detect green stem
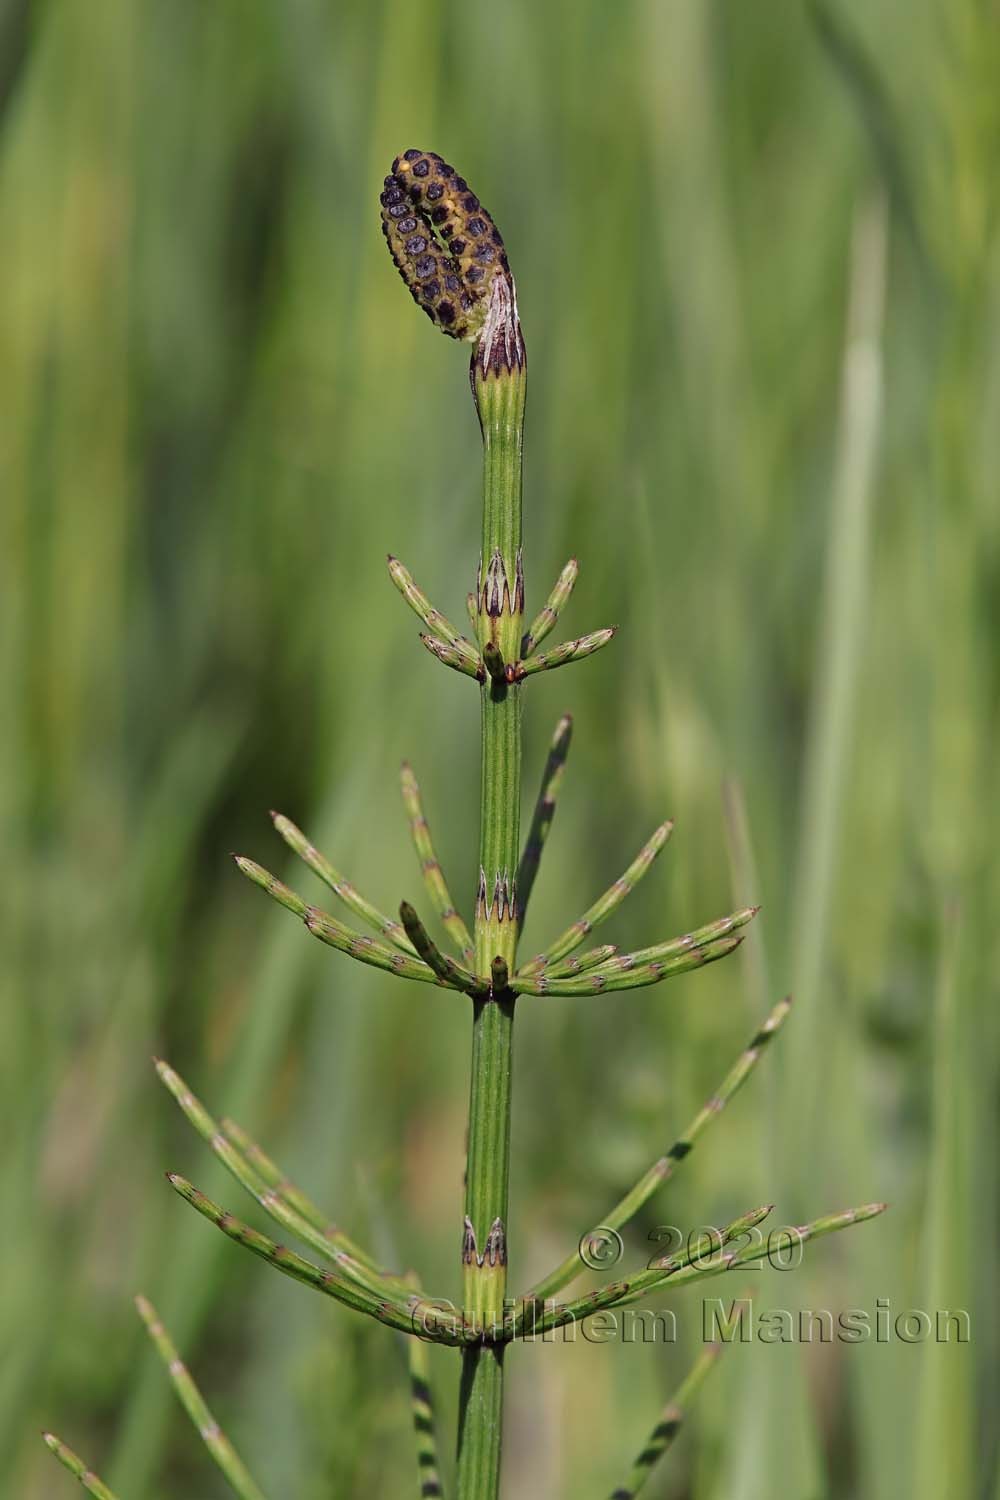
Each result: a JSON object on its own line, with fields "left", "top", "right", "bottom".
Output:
{"left": 456, "top": 342, "right": 526, "bottom": 1500}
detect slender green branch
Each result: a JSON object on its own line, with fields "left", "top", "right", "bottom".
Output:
{"left": 155, "top": 1059, "right": 410, "bottom": 1298}
{"left": 585, "top": 905, "right": 759, "bottom": 974}
{"left": 658, "top": 1200, "right": 887, "bottom": 1293}
{"left": 305, "top": 903, "right": 459, "bottom": 985}
{"left": 520, "top": 821, "right": 673, "bottom": 973}
{"left": 220, "top": 1115, "right": 382, "bottom": 1270}
{"left": 521, "top": 557, "right": 578, "bottom": 655}
{"left": 270, "top": 811, "right": 415, "bottom": 954}
{"left": 234, "top": 856, "right": 459, "bottom": 988}
{"left": 511, "top": 626, "right": 617, "bottom": 681}
{"left": 511, "top": 1201, "right": 885, "bottom": 1341}
{"left": 606, "top": 1343, "right": 724, "bottom": 1499}
{"left": 527, "top": 996, "right": 793, "bottom": 1301}
{"left": 512, "top": 1205, "right": 774, "bottom": 1339}
{"left": 135, "top": 1296, "right": 269, "bottom": 1500}
{"left": 400, "top": 902, "right": 490, "bottom": 996}
{"left": 387, "top": 554, "right": 481, "bottom": 668}
{"left": 515, "top": 712, "right": 573, "bottom": 928}
{"left": 510, "top": 934, "right": 743, "bottom": 996}
{"left": 407, "top": 1287, "right": 447, "bottom": 1500}
{"left": 542, "top": 943, "right": 618, "bottom": 977}
{"left": 421, "top": 633, "right": 486, "bottom": 681}
{"left": 401, "top": 761, "right": 476, "bottom": 966}
{"left": 42, "top": 1435, "right": 120, "bottom": 1500}
{"left": 166, "top": 1173, "right": 472, "bottom": 1345}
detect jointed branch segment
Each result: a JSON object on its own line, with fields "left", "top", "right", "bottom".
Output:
{"left": 606, "top": 1343, "right": 725, "bottom": 1499}
{"left": 521, "top": 557, "right": 579, "bottom": 655}
{"left": 543, "top": 943, "right": 618, "bottom": 978}
{"left": 511, "top": 933, "right": 745, "bottom": 996}
{"left": 510, "top": 1205, "right": 774, "bottom": 1340}
{"left": 528, "top": 995, "right": 793, "bottom": 1302}
{"left": 388, "top": 554, "right": 482, "bottom": 670}
{"left": 401, "top": 761, "right": 476, "bottom": 966}
{"left": 520, "top": 820, "right": 674, "bottom": 974}
{"left": 400, "top": 901, "right": 490, "bottom": 996}
{"left": 511, "top": 1200, "right": 886, "bottom": 1340}
{"left": 235, "top": 856, "right": 462, "bottom": 990}
{"left": 515, "top": 712, "right": 573, "bottom": 927}
{"left": 135, "top": 1296, "right": 269, "bottom": 1500}
{"left": 270, "top": 811, "right": 415, "bottom": 955}
{"left": 659, "top": 1200, "right": 888, "bottom": 1292}
{"left": 385, "top": 553, "right": 614, "bottom": 688}
{"left": 167, "top": 1173, "right": 475, "bottom": 1346}
{"left": 407, "top": 1277, "right": 447, "bottom": 1500}
{"left": 511, "top": 811, "right": 759, "bottom": 996}
{"left": 510, "top": 626, "right": 617, "bottom": 681}
{"left": 587, "top": 906, "right": 758, "bottom": 973}
{"left": 422, "top": 632, "right": 486, "bottom": 681}
{"left": 156, "top": 1059, "right": 411, "bottom": 1299}
{"left": 220, "top": 1114, "right": 383, "bottom": 1271}
{"left": 42, "top": 1435, "right": 119, "bottom": 1500}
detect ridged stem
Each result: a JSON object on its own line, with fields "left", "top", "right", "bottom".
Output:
{"left": 457, "top": 352, "right": 525, "bottom": 1500}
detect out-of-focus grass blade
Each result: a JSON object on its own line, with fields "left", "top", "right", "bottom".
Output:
{"left": 721, "top": 780, "right": 771, "bottom": 1023}
{"left": 808, "top": 0, "right": 928, "bottom": 273}
{"left": 785, "top": 187, "right": 888, "bottom": 1206}
{"left": 913, "top": 912, "right": 975, "bottom": 1500}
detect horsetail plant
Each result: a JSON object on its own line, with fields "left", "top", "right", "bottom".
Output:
{"left": 45, "top": 150, "right": 885, "bottom": 1500}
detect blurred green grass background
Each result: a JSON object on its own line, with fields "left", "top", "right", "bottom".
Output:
{"left": 2, "top": 0, "right": 997, "bottom": 1495}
